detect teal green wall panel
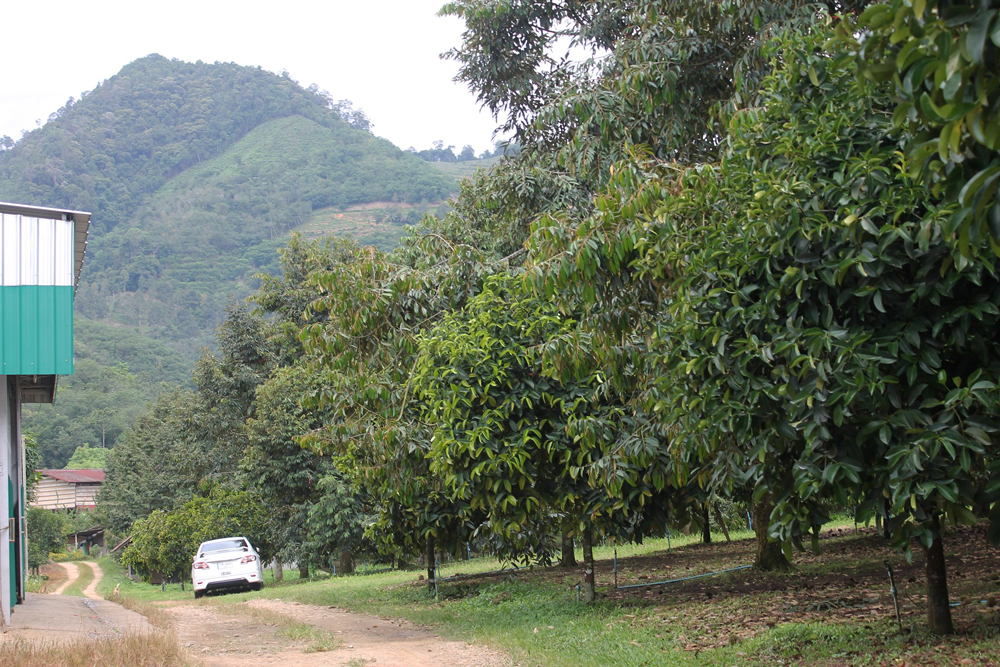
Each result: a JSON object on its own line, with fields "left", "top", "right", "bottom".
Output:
{"left": 0, "top": 286, "right": 74, "bottom": 375}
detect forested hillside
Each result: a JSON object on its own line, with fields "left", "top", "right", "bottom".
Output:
{"left": 76, "top": 113, "right": 453, "bottom": 351}
{"left": 0, "top": 54, "right": 390, "bottom": 233}
{"left": 2, "top": 54, "right": 458, "bottom": 465}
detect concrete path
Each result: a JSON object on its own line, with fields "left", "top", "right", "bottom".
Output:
{"left": 0, "top": 593, "right": 151, "bottom": 642}
{"left": 51, "top": 562, "right": 80, "bottom": 595}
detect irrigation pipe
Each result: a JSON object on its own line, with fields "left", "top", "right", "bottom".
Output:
{"left": 615, "top": 565, "right": 752, "bottom": 590}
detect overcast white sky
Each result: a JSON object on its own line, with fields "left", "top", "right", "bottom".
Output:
{"left": 0, "top": 0, "right": 502, "bottom": 154}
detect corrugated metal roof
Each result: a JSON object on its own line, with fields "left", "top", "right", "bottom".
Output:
{"left": 40, "top": 469, "right": 105, "bottom": 484}
{"left": 0, "top": 202, "right": 90, "bottom": 291}
{"left": 110, "top": 536, "right": 131, "bottom": 553}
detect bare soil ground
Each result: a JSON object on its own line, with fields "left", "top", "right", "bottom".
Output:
{"left": 82, "top": 561, "right": 103, "bottom": 600}
{"left": 157, "top": 598, "right": 508, "bottom": 667}
{"left": 33, "top": 563, "right": 67, "bottom": 594}
{"left": 602, "top": 525, "right": 999, "bottom": 656}
{"left": 50, "top": 562, "right": 79, "bottom": 595}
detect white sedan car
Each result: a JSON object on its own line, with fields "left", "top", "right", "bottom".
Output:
{"left": 191, "top": 537, "right": 264, "bottom": 599}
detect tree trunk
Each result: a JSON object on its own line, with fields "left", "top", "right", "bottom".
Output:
{"left": 713, "top": 503, "right": 732, "bottom": 542}
{"left": 582, "top": 527, "right": 595, "bottom": 604}
{"left": 339, "top": 549, "right": 355, "bottom": 574}
{"left": 560, "top": 530, "right": 577, "bottom": 568}
{"left": 924, "top": 515, "right": 954, "bottom": 635}
{"left": 273, "top": 559, "right": 283, "bottom": 582}
{"left": 874, "top": 511, "right": 882, "bottom": 535}
{"left": 298, "top": 561, "right": 309, "bottom": 580}
{"left": 753, "top": 496, "right": 790, "bottom": 572}
{"left": 702, "top": 503, "right": 712, "bottom": 544}
{"left": 426, "top": 535, "right": 436, "bottom": 593}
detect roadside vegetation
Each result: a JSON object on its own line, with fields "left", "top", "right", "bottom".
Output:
{"left": 0, "top": 632, "right": 194, "bottom": 667}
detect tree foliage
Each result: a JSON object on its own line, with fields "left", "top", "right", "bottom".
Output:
{"left": 846, "top": 0, "right": 1000, "bottom": 259}
{"left": 121, "top": 487, "right": 271, "bottom": 581}
{"left": 99, "top": 389, "right": 203, "bottom": 534}
{"left": 26, "top": 508, "right": 66, "bottom": 570}
{"left": 64, "top": 444, "right": 110, "bottom": 469}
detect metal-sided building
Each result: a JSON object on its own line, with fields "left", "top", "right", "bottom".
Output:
{"left": 31, "top": 469, "right": 106, "bottom": 510}
{"left": 0, "top": 201, "right": 89, "bottom": 628}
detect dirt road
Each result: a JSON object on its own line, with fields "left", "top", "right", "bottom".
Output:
{"left": 51, "top": 562, "right": 80, "bottom": 595}
{"left": 81, "top": 560, "right": 104, "bottom": 599}
{"left": 49, "top": 561, "right": 508, "bottom": 665}
{"left": 51, "top": 560, "right": 102, "bottom": 599}
{"left": 162, "top": 597, "right": 509, "bottom": 667}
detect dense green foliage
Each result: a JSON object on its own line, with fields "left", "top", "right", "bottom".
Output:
{"left": 101, "top": 237, "right": 376, "bottom": 575}
{"left": 846, "top": 0, "right": 1000, "bottom": 259}
{"left": 24, "top": 360, "right": 162, "bottom": 468}
{"left": 121, "top": 487, "right": 271, "bottom": 581}
{"left": 0, "top": 54, "right": 396, "bottom": 234}
{"left": 64, "top": 444, "right": 110, "bottom": 469}
{"left": 26, "top": 507, "right": 66, "bottom": 570}
{"left": 99, "top": 389, "right": 203, "bottom": 534}
{"left": 76, "top": 114, "right": 454, "bottom": 351}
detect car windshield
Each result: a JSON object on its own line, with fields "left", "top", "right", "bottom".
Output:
{"left": 201, "top": 539, "right": 247, "bottom": 553}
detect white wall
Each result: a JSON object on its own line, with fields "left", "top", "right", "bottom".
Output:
{"left": 0, "top": 213, "right": 74, "bottom": 287}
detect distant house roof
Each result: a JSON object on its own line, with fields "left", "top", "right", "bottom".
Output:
{"left": 41, "top": 469, "right": 106, "bottom": 484}
{"left": 110, "top": 536, "right": 131, "bottom": 553}
{"left": 67, "top": 525, "right": 105, "bottom": 540}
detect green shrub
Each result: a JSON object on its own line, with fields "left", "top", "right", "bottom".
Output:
{"left": 51, "top": 549, "right": 87, "bottom": 563}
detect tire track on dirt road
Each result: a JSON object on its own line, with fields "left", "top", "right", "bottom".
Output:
{"left": 51, "top": 562, "right": 79, "bottom": 595}
{"left": 81, "top": 561, "right": 104, "bottom": 600}
{"left": 51, "top": 561, "right": 103, "bottom": 599}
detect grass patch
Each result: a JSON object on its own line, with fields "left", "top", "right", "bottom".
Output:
{"left": 343, "top": 659, "right": 377, "bottom": 667}
{"left": 0, "top": 631, "right": 193, "bottom": 667}
{"left": 91, "top": 524, "right": 999, "bottom": 666}
{"left": 60, "top": 561, "right": 95, "bottom": 598}
{"left": 25, "top": 573, "right": 47, "bottom": 594}
{"left": 430, "top": 156, "right": 501, "bottom": 182}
